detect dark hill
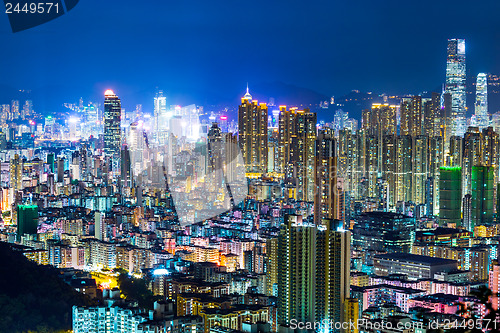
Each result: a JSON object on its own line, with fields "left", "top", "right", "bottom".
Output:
{"left": 0, "top": 242, "right": 96, "bottom": 333}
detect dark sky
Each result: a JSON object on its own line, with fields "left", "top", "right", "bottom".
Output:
{"left": 1, "top": 0, "right": 500, "bottom": 110}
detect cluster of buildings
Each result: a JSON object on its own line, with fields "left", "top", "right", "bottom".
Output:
{"left": 1, "top": 38, "right": 500, "bottom": 333}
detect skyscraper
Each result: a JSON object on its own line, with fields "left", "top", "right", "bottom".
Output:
{"left": 289, "top": 109, "right": 317, "bottom": 202}
{"left": 277, "top": 214, "right": 316, "bottom": 327}
{"left": 475, "top": 73, "right": 489, "bottom": 130}
{"left": 103, "top": 90, "right": 122, "bottom": 157}
{"left": 207, "top": 122, "right": 224, "bottom": 187}
{"left": 154, "top": 90, "right": 168, "bottom": 143}
{"left": 412, "top": 135, "right": 428, "bottom": 204}
{"left": 238, "top": 87, "right": 268, "bottom": 174}
{"left": 314, "top": 130, "right": 339, "bottom": 225}
{"left": 439, "top": 166, "right": 462, "bottom": 226}
{"left": 315, "top": 219, "right": 351, "bottom": 330}
{"left": 10, "top": 154, "right": 22, "bottom": 194}
{"left": 445, "top": 39, "right": 466, "bottom": 137}
{"left": 471, "top": 165, "right": 494, "bottom": 229}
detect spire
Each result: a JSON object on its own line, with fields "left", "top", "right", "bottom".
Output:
{"left": 243, "top": 83, "right": 252, "bottom": 101}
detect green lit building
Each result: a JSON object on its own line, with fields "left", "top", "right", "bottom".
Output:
{"left": 17, "top": 204, "right": 38, "bottom": 242}
{"left": 439, "top": 166, "right": 462, "bottom": 226}
{"left": 471, "top": 165, "right": 494, "bottom": 228}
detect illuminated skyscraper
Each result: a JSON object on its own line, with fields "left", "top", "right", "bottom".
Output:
{"left": 362, "top": 103, "right": 396, "bottom": 136}
{"left": 429, "top": 136, "right": 444, "bottom": 215}
{"left": 278, "top": 106, "right": 317, "bottom": 200}
{"left": 265, "top": 237, "right": 278, "bottom": 296}
{"left": 423, "top": 93, "right": 441, "bottom": 137}
{"left": 462, "top": 127, "right": 482, "bottom": 195}
{"left": 314, "top": 130, "right": 339, "bottom": 225}
{"left": 103, "top": 90, "right": 122, "bottom": 157}
{"left": 381, "top": 134, "right": 396, "bottom": 209}
{"left": 315, "top": 219, "right": 351, "bottom": 331}
{"left": 439, "top": 166, "right": 462, "bottom": 226}
{"left": 277, "top": 214, "right": 316, "bottom": 326}
{"left": 338, "top": 129, "right": 362, "bottom": 200}
{"left": 395, "top": 135, "right": 412, "bottom": 203}
{"left": 365, "top": 134, "right": 379, "bottom": 198}
{"left": 10, "top": 154, "right": 22, "bottom": 194}
{"left": 445, "top": 39, "right": 466, "bottom": 137}
{"left": 11, "top": 100, "right": 19, "bottom": 120}
{"left": 471, "top": 165, "right": 494, "bottom": 229}
{"left": 475, "top": 73, "right": 489, "bottom": 130}
{"left": 154, "top": 90, "right": 168, "bottom": 143}
{"left": 238, "top": 87, "right": 268, "bottom": 174}
{"left": 412, "top": 135, "right": 428, "bottom": 204}
{"left": 481, "top": 127, "right": 499, "bottom": 183}
{"left": 400, "top": 96, "right": 424, "bottom": 137}
{"left": 290, "top": 109, "right": 317, "bottom": 201}
{"left": 277, "top": 105, "right": 293, "bottom": 174}
{"left": 207, "top": 123, "right": 224, "bottom": 187}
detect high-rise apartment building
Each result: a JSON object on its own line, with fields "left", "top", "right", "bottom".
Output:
{"left": 277, "top": 214, "right": 316, "bottom": 326}
{"left": 238, "top": 87, "right": 268, "bottom": 174}
{"left": 316, "top": 219, "right": 351, "bottom": 331}
{"left": 314, "top": 130, "right": 339, "bottom": 225}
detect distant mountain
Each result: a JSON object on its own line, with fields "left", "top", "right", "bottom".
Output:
{"left": 248, "top": 81, "right": 329, "bottom": 107}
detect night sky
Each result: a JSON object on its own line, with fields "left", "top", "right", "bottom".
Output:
{"left": 1, "top": 0, "right": 500, "bottom": 111}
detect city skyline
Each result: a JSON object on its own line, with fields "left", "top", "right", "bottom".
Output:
{"left": 4, "top": 2, "right": 500, "bottom": 332}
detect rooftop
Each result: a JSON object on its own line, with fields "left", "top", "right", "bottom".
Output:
{"left": 374, "top": 253, "right": 457, "bottom": 265}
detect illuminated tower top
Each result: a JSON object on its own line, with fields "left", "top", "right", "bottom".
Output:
{"left": 243, "top": 84, "right": 252, "bottom": 101}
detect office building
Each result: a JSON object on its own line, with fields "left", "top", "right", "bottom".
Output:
{"left": 352, "top": 212, "right": 415, "bottom": 253}
{"left": 103, "top": 90, "right": 122, "bottom": 157}
{"left": 373, "top": 253, "right": 458, "bottom": 279}
{"left": 445, "top": 39, "right": 466, "bottom": 137}
{"left": 475, "top": 73, "right": 489, "bottom": 130}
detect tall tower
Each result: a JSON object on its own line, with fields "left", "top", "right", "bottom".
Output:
{"left": 475, "top": 73, "right": 489, "bottom": 130}
{"left": 154, "top": 90, "right": 167, "bottom": 143}
{"left": 103, "top": 90, "right": 122, "bottom": 157}
{"left": 315, "top": 219, "right": 351, "bottom": 331}
{"left": 207, "top": 123, "right": 224, "bottom": 187}
{"left": 289, "top": 109, "right": 317, "bottom": 202}
{"left": 445, "top": 39, "right": 466, "bottom": 137}
{"left": 238, "top": 87, "right": 268, "bottom": 174}
{"left": 10, "top": 154, "right": 22, "bottom": 193}
{"left": 314, "top": 130, "right": 339, "bottom": 225}
{"left": 277, "top": 214, "right": 316, "bottom": 327}
{"left": 412, "top": 135, "right": 428, "bottom": 204}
